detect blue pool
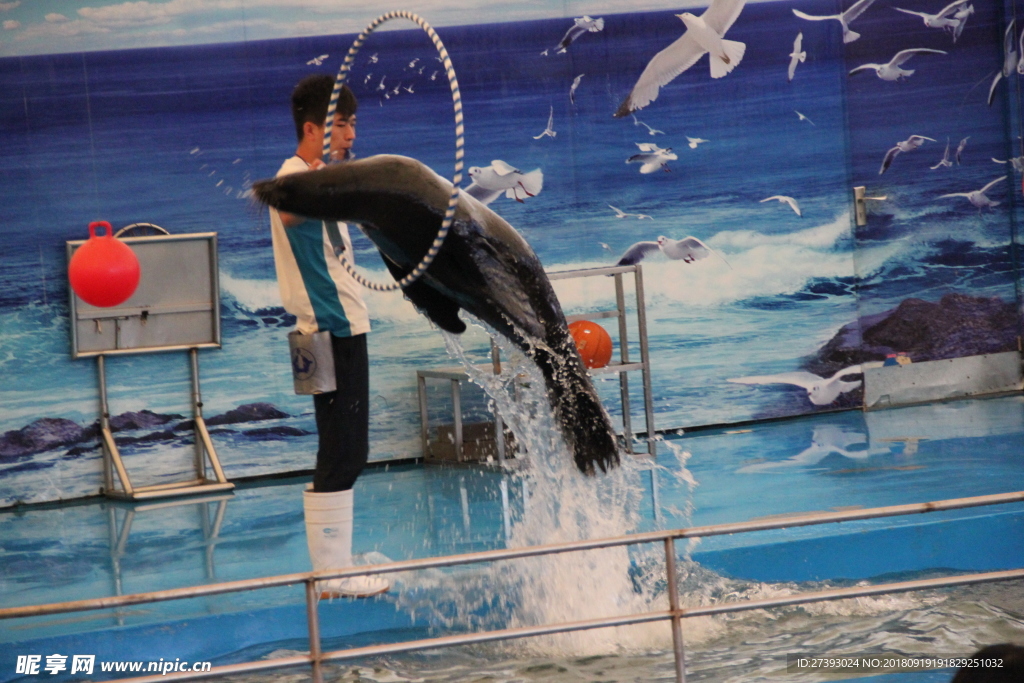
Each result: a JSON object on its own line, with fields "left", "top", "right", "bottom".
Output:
{"left": 1, "top": 393, "right": 1022, "bottom": 682}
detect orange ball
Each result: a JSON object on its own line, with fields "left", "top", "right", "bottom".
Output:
{"left": 568, "top": 320, "right": 613, "bottom": 369}
{"left": 68, "top": 221, "right": 140, "bottom": 308}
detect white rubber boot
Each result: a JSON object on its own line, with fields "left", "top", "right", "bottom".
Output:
{"left": 303, "top": 487, "right": 389, "bottom": 599}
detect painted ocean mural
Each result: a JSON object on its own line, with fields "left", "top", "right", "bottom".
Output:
{"left": 0, "top": 0, "right": 1020, "bottom": 505}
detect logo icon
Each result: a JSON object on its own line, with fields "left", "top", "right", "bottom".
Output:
{"left": 292, "top": 348, "right": 317, "bottom": 380}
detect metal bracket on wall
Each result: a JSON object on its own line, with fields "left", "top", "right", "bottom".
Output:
{"left": 854, "top": 186, "right": 887, "bottom": 227}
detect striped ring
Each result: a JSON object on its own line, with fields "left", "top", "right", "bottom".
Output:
{"left": 323, "top": 11, "right": 464, "bottom": 293}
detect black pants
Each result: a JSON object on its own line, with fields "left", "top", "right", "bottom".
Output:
{"left": 311, "top": 333, "right": 368, "bottom": 492}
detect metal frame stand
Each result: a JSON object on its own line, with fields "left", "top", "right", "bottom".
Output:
{"left": 98, "top": 348, "right": 234, "bottom": 500}
{"left": 417, "top": 263, "right": 656, "bottom": 462}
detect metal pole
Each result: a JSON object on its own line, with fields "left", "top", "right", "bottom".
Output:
{"left": 305, "top": 580, "right": 323, "bottom": 683}
{"left": 615, "top": 273, "right": 634, "bottom": 454}
{"left": 634, "top": 265, "right": 656, "bottom": 456}
{"left": 97, "top": 355, "right": 113, "bottom": 492}
{"left": 417, "top": 373, "right": 429, "bottom": 458}
{"left": 189, "top": 349, "right": 205, "bottom": 480}
{"left": 664, "top": 537, "right": 686, "bottom": 683}
{"left": 451, "top": 378, "right": 463, "bottom": 461}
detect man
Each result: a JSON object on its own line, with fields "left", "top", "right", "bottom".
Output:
{"left": 269, "top": 74, "right": 388, "bottom": 598}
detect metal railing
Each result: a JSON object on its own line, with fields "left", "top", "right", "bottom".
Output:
{"left": 3, "top": 490, "right": 1023, "bottom": 683}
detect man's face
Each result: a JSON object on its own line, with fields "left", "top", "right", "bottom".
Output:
{"left": 328, "top": 112, "right": 357, "bottom": 161}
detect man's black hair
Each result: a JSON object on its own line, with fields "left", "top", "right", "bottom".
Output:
{"left": 291, "top": 75, "right": 358, "bottom": 142}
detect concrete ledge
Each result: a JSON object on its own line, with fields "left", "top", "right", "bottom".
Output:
{"left": 864, "top": 352, "right": 1022, "bottom": 409}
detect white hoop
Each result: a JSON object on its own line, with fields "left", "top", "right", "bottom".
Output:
{"left": 323, "top": 11, "right": 464, "bottom": 292}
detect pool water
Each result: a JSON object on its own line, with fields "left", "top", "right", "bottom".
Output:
{"left": 1, "top": 384, "right": 1022, "bottom": 682}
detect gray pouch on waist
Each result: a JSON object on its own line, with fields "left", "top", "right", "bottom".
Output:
{"left": 288, "top": 330, "right": 336, "bottom": 395}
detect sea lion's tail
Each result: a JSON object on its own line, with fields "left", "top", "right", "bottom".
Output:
{"left": 536, "top": 334, "right": 621, "bottom": 475}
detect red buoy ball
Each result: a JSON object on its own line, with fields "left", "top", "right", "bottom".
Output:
{"left": 68, "top": 221, "right": 141, "bottom": 308}
{"left": 568, "top": 320, "right": 613, "bottom": 369}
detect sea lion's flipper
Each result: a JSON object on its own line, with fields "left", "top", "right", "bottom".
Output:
{"left": 382, "top": 256, "right": 467, "bottom": 334}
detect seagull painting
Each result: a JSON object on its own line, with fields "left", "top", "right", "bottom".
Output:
{"left": 627, "top": 143, "right": 678, "bottom": 173}
{"left": 793, "top": 0, "right": 877, "bottom": 44}
{"left": 686, "top": 136, "right": 709, "bottom": 149}
{"left": 631, "top": 115, "right": 665, "bottom": 135}
{"left": 533, "top": 107, "right": 557, "bottom": 139}
{"left": 893, "top": 1, "right": 971, "bottom": 35}
{"left": 404, "top": 84, "right": 415, "bottom": 94}
{"left": 938, "top": 176, "right": 1006, "bottom": 211}
{"left": 788, "top": 32, "right": 806, "bottom": 82}
{"left": 550, "top": 16, "right": 605, "bottom": 55}
{"left": 609, "top": 204, "right": 654, "bottom": 220}
{"left": 879, "top": 135, "right": 935, "bottom": 175}
{"left": 570, "top": 74, "right": 584, "bottom": 104}
{"left": 848, "top": 48, "right": 946, "bottom": 81}
{"left": 307, "top": 54, "right": 329, "bottom": 66}
{"left": 464, "top": 161, "right": 544, "bottom": 205}
{"left": 992, "top": 156, "right": 1024, "bottom": 173}
{"left": 614, "top": 0, "right": 748, "bottom": 117}
{"left": 760, "top": 195, "right": 802, "bottom": 216}
{"left": 376, "top": 76, "right": 386, "bottom": 92}
{"left": 728, "top": 366, "right": 864, "bottom": 406}
{"left": 795, "top": 110, "right": 815, "bottom": 125}
{"left": 988, "top": 21, "right": 1019, "bottom": 106}
{"left": 615, "top": 235, "right": 724, "bottom": 267}
{"left": 368, "top": 53, "right": 379, "bottom": 64}
{"left": 953, "top": 4, "right": 974, "bottom": 42}
{"left": 955, "top": 136, "right": 969, "bottom": 164}
{"left": 931, "top": 139, "right": 953, "bottom": 169}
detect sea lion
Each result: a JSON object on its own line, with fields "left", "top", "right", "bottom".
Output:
{"left": 252, "top": 154, "right": 620, "bottom": 475}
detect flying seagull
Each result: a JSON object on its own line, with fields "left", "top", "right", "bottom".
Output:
{"left": 728, "top": 366, "right": 864, "bottom": 406}
{"left": 631, "top": 114, "right": 665, "bottom": 135}
{"left": 549, "top": 16, "right": 604, "bottom": 55}
{"left": 608, "top": 204, "right": 654, "bottom": 220}
{"left": 931, "top": 139, "right": 953, "bottom": 169}
{"left": 955, "top": 136, "right": 969, "bottom": 164}
{"left": 793, "top": 0, "right": 878, "bottom": 43}
{"left": 795, "top": 110, "right": 815, "bottom": 125}
{"left": 533, "top": 106, "right": 556, "bottom": 139}
{"left": 306, "top": 54, "right": 329, "bottom": 66}
{"left": 849, "top": 48, "right": 946, "bottom": 81}
{"left": 788, "top": 32, "right": 806, "bottom": 82}
{"left": 760, "top": 195, "right": 802, "bottom": 216}
{"left": 988, "top": 21, "right": 1019, "bottom": 106}
{"left": 686, "top": 136, "right": 709, "bottom": 149}
{"left": 464, "top": 160, "right": 544, "bottom": 205}
{"left": 615, "top": 235, "right": 728, "bottom": 267}
{"left": 954, "top": 4, "right": 974, "bottom": 42}
{"left": 627, "top": 143, "right": 678, "bottom": 173}
{"left": 992, "top": 155, "right": 1024, "bottom": 172}
{"left": 938, "top": 176, "right": 1006, "bottom": 211}
{"left": 615, "top": 0, "right": 748, "bottom": 117}
{"left": 892, "top": 1, "right": 971, "bottom": 34}
{"left": 570, "top": 74, "right": 584, "bottom": 104}
{"left": 880, "top": 135, "right": 935, "bottom": 174}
